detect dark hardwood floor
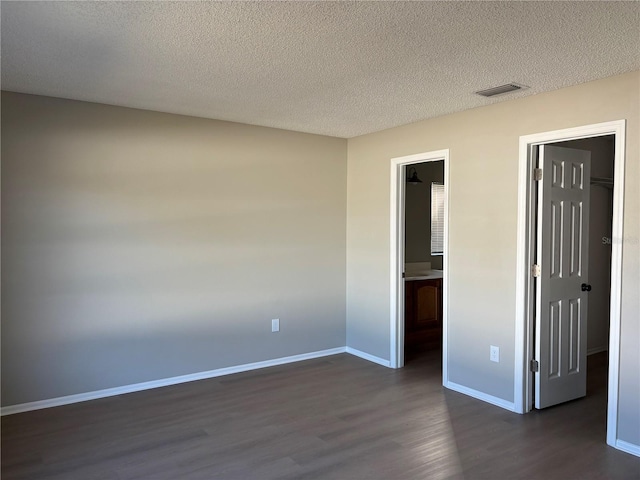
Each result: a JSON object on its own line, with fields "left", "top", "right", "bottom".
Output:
{"left": 2, "top": 351, "right": 639, "bottom": 479}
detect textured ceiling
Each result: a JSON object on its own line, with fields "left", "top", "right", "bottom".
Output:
{"left": 2, "top": 1, "right": 639, "bottom": 138}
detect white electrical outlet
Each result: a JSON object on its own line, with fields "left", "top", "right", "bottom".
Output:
{"left": 271, "top": 319, "right": 280, "bottom": 332}
{"left": 490, "top": 345, "right": 500, "bottom": 363}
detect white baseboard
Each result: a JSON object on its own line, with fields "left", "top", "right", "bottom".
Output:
{"left": 588, "top": 346, "right": 608, "bottom": 356}
{"left": 615, "top": 440, "right": 640, "bottom": 457}
{"left": 1, "top": 347, "right": 347, "bottom": 416}
{"left": 445, "top": 381, "right": 516, "bottom": 412}
{"left": 346, "top": 347, "right": 391, "bottom": 367}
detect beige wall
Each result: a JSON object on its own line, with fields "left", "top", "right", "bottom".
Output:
{"left": 1, "top": 92, "right": 347, "bottom": 406}
{"left": 346, "top": 71, "right": 639, "bottom": 445}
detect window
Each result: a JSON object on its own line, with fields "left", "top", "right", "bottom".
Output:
{"left": 431, "top": 182, "right": 444, "bottom": 255}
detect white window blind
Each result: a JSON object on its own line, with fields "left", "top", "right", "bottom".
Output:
{"left": 431, "top": 182, "right": 444, "bottom": 255}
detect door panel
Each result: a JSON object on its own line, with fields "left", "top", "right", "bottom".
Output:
{"left": 535, "top": 145, "right": 591, "bottom": 409}
{"left": 416, "top": 283, "right": 439, "bottom": 326}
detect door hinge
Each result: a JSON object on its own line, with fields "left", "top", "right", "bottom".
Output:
{"left": 533, "top": 168, "right": 543, "bottom": 181}
{"left": 530, "top": 359, "right": 539, "bottom": 372}
{"left": 531, "top": 264, "right": 541, "bottom": 277}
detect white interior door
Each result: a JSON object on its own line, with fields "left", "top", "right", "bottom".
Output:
{"left": 535, "top": 145, "right": 591, "bottom": 409}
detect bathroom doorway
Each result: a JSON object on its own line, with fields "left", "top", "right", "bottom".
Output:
{"left": 389, "top": 149, "right": 449, "bottom": 384}
{"left": 403, "top": 160, "right": 445, "bottom": 365}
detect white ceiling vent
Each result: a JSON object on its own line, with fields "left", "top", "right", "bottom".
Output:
{"left": 475, "top": 83, "right": 528, "bottom": 98}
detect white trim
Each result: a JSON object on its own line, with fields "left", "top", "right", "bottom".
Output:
{"left": 515, "top": 120, "right": 626, "bottom": 451}
{"left": 346, "top": 347, "right": 392, "bottom": 367}
{"left": 446, "top": 381, "right": 517, "bottom": 412}
{"left": 1, "top": 347, "right": 347, "bottom": 416}
{"left": 615, "top": 440, "right": 640, "bottom": 458}
{"left": 587, "top": 346, "right": 608, "bottom": 356}
{"left": 514, "top": 139, "right": 535, "bottom": 414}
{"left": 390, "top": 149, "right": 449, "bottom": 379}
{"left": 606, "top": 123, "right": 626, "bottom": 449}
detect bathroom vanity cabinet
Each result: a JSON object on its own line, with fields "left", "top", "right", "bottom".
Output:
{"left": 405, "top": 277, "right": 443, "bottom": 355}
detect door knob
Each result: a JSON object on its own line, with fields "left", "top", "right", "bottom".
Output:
{"left": 581, "top": 283, "right": 592, "bottom": 292}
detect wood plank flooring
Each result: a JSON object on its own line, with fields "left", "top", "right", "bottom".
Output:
{"left": 2, "top": 351, "right": 639, "bottom": 479}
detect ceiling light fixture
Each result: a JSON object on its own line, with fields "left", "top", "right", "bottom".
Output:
{"left": 407, "top": 167, "right": 422, "bottom": 184}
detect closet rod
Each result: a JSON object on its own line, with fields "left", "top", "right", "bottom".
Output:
{"left": 590, "top": 176, "right": 614, "bottom": 189}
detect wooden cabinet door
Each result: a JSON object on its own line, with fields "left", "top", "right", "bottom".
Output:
{"left": 415, "top": 281, "right": 440, "bottom": 327}
{"left": 404, "top": 278, "right": 442, "bottom": 356}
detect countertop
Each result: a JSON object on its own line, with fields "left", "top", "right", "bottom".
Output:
{"left": 405, "top": 269, "right": 443, "bottom": 281}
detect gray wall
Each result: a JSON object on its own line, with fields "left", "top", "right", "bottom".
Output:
{"left": 1, "top": 92, "right": 348, "bottom": 406}
{"left": 346, "top": 71, "right": 640, "bottom": 446}
{"left": 404, "top": 161, "right": 445, "bottom": 269}
{"left": 555, "top": 137, "right": 614, "bottom": 355}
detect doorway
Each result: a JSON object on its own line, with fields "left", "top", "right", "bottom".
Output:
{"left": 403, "top": 160, "right": 445, "bottom": 365}
{"left": 548, "top": 136, "right": 614, "bottom": 355}
{"left": 389, "top": 149, "right": 449, "bottom": 382}
{"left": 515, "top": 121, "right": 626, "bottom": 448}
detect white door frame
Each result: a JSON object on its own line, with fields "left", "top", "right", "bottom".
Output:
{"left": 514, "top": 120, "right": 626, "bottom": 448}
{"left": 390, "top": 149, "right": 449, "bottom": 378}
